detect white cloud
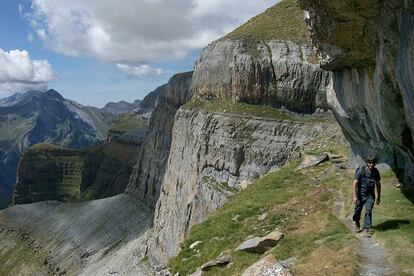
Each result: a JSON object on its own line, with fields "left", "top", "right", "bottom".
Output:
{"left": 0, "top": 48, "right": 54, "bottom": 94}
{"left": 117, "top": 63, "right": 163, "bottom": 78}
{"left": 24, "top": 0, "right": 277, "bottom": 64}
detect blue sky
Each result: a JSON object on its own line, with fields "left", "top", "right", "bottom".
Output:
{"left": 0, "top": 0, "right": 275, "bottom": 107}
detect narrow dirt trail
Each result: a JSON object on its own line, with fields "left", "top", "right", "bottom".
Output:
{"left": 330, "top": 189, "right": 396, "bottom": 276}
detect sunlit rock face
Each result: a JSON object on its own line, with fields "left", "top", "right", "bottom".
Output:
{"left": 191, "top": 38, "right": 330, "bottom": 114}
{"left": 299, "top": 0, "right": 414, "bottom": 185}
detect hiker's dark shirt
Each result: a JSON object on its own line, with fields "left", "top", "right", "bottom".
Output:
{"left": 355, "top": 166, "right": 380, "bottom": 197}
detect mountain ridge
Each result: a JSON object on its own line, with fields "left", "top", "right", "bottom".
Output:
{"left": 0, "top": 89, "right": 114, "bottom": 208}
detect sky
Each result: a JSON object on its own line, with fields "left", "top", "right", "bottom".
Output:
{"left": 0, "top": 0, "right": 275, "bottom": 107}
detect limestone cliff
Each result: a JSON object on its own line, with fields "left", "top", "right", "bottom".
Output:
{"left": 125, "top": 71, "right": 193, "bottom": 209}
{"left": 147, "top": 106, "right": 332, "bottom": 266}
{"left": 144, "top": 0, "right": 335, "bottom": 268}
{"left": 299, "top": 0, "right": 414, "bottom": 185}
{"left": 191, "top": 0, "right": 330, "bottom": 114}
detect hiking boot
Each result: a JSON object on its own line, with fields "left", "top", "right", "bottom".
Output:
{"left": 365, "top": 228, "right": 372, "bottom": 238}
{"left": 354, "top": 221, "right": 362, "bottom": 233}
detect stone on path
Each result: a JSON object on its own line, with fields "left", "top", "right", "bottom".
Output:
{"left": 236, "top": 230, "right": 284, "bottom": 254}
{"left": 241, "top": 254, "right": 292, "bottom": 276}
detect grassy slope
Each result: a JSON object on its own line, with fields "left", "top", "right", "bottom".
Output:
{"left": 108, "top": 113, "right": 148, "bottom": 135}
{"left": 224, "top": 0, "right": 310, "bottom": 44}
{"left": 373, "top": 171, "right": 414, "bottom": 275}
{"left": 168, "top": 114, "right": 414, "bottom": 276}
{"left": 168, "top": 107, "right": 358, "bottom": 275}
{"left": 169, "top": 158, "right": 358, "bottom": 275}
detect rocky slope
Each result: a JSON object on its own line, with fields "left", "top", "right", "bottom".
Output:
{"left": 0, "top": 89, "right": 113, "bottom": 208}
{"left": 298, "top": 0, "right": 414, "bottom": 185}
{"left": 101, "top": 100, "right": 141, "bottom": 115}
{"left": 0, "top": 194, "right": 152, "bottom": 276}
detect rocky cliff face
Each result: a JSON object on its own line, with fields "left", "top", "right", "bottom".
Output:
{"left": 143, "top": 0, "right": 335, "bottom": 268}
{"left": 192, "top": 39, "right": 330, "bottom": 114}
{"left": 125, "top": 72, "right": 193, "bottom": 209}
{"left": 0, "top": 89, "right": 113, "bottom": 208}
{"left": 147, "top": 107, "right": 331, "bottom": 266}
{"left": 299, "top": 0, "right": 414, "bottom": 185}
{"left": 191, "top": 0, "right": 330, "bottom": 114}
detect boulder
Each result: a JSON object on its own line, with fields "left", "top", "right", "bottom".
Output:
{"left": 242, "top": 254, "right": 292, "bottom": 276}
{"left": 236, "top": 230, "right": 284, "bottom": 254}
{"left": 200, "top": 253, "right": 232, "bottom": 271}
{"left": 297, "top": 154, "right": 329, "bottom": 169}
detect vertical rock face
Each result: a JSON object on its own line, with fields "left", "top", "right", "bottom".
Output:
{"left": 192, "top": 38, "right": 330, "bottom": 114}
{"left": 125, "top": 72, "right": 193, "bottom": 209}
{"left": 145, "top": 0, "right": 334, "bottom": 268}
{"left": 299, "top": 0, "right": 414, "bottom": 185}
{"left": 147, "top": 108, "right": 330, "bottom": 266}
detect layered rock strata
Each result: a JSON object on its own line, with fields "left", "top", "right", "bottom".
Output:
{"left": 192, "top": 39, "right": 330, "bottom": 114}
{"left": 13, "top": 129, "right": 142, "bottom": 205}
{"left": 299, "top": 0, "right": 414, "bottom": 185}
{"left": 125, "top": 71, "right": 193, "bottom": 209}
{"left": 0, "top": 89, "right": 112, "bottom": 208}
{"left": 147, "top": 108, "right": 330, "bottom": 266}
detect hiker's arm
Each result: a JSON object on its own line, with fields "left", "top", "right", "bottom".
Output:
{"left": 353, "top": 179, "right": 359, "bottom": 204}
{"left": 376, "top": 181, "right": 381, "bottom": 204}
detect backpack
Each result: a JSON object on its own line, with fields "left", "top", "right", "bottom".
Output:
{"left": 357, "top": 166, "right": 376, "bottom": 194}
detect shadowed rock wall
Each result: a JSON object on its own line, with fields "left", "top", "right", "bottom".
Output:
{"left": 299, "top": 0, "right": 414, "bottom": 185}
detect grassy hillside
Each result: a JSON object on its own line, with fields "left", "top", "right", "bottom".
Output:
{"left": 169, "top": 133, "right": 414, "bottom": 275}
{"left": 374, "top": 171, "right": 414, "bottom": 275}
{"left": 224, "top": 0, "right": 310, "bottom": 43}
{"left": 108, "top": 113, "right": 148, "bottom": 136}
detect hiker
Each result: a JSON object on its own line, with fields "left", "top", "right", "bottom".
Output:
{"left": 352, "top": 155, "right": 381, "bottom": 237}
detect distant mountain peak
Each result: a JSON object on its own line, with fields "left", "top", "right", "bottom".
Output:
{"left": 101, "top": 99, "right": 141, "bottom": 115}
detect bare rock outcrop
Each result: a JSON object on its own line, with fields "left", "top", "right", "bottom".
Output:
{"left": 147, "top": 107, "right": 330, "bottom": 266}
{"left": 299, "top": 0, "right": 414, "bottom": 185}
{"left": 242, "top": 255, "right": 292, "bottom": 276}
{"left": 192, "top": 38, "right": 330, "bottom": 114}
{"left": 125, "top": 72, "right": 193, "bottom": 209}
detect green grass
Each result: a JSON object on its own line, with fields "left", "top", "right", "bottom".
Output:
{"left": 224, "top": 0, "right": 310, "bottom": 44}
{"left": 109, "top": 113, "right": 148, "bottom": 135}
{"left": 183, "top": 98, "right": 330, "bottom": 123}
{"left": 169, "top": 157, "right": 358, "bottom": 275}
{"left": 372, "top": 170, "right": 414, "bottom": 275}
{"left": 30, "top": 143, "right": 60, "bottom": 151}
